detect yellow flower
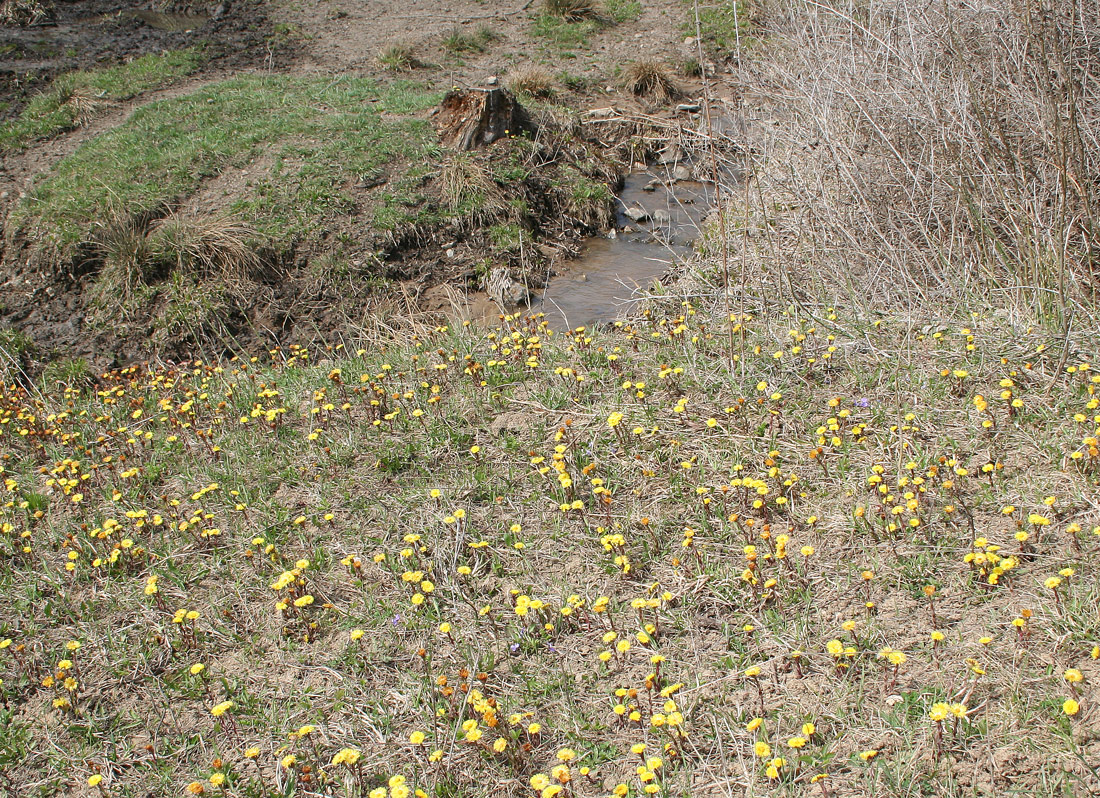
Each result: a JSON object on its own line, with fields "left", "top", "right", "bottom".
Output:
{"left": 209, "top": 774, "right": 225, "bottom": 787}
{"left": 929, "top": 703, "right": 949, "bottom": 722}
{"left": 409, "top": 731, "right": 426, "bottom": 745}
{"left": 1063, "top": 698, "right": 1080, "bottom": 716}
{"left": 210, "top": 701, "right": 234, "bottom": 717}
{"left": 332, "top": 748, "right": 361, "bottom": 766}
{"left": 88, "top": 774, "right": 103, "bottom": 787}
{"left": 1064, "top": 669, "right": 1084, "bottom": 683}
{"left": 754, "top": 741, "right": 771, "bottom": 758}
{"left": 859, "top": 750, "right": 879, "bottom": 762}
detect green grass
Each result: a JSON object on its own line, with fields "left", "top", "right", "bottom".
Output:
{"left": 14, "top": 75, "right": 444, "bottom": 256}
{"left": 684, "top": 0, "right": 752, "bottom": 53}
{"left": 605, "top": 0, "right": 643, "bottom": 23}
{"left": 0, "top": 49, "right": 205, "bottom": 152}
{"left": 533, "top": 13, "right": 601, "bottom": 48}
{"left": 441, "top": 25, "right": 499, "bottom": 53}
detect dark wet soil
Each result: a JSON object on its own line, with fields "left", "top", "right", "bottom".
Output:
{"left": 0, "top": 1, "right": 281, "bottom": 120}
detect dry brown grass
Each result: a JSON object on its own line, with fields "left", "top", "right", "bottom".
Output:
{"left": 0, "top": 0, "right": 51, "bottom": 24}
{"left": 377, "top": 42, "right": 420, "bottom": 71}
{"left": 507, "top": 66, "right": 556, "bottom": 98}
{"left": 622, "top": 60, "right": 681, "bottom": 104}
{"left": 543, "top": 0, "right": 597, "bottom": 22}
{"left": 148, "top": 211, "right": 261, "bottom": 288}
{"left": 728, "top": 0, "right": 1100, "bottom": 321}
{"left": 438, "top": 153, "right": 510, "bottom": 223}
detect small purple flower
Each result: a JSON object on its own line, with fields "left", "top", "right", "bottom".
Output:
{"left": 391, "top": 614, "right": 402, "bottom": 626}
{"left": 510, "top": 642, "right": 521, "bottom": 652}
{"left": 856, "top": 397, "right": 871, "bottom": 408}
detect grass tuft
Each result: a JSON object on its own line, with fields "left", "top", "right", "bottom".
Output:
{"left": 441, "top": 25, "right": 499, "bottom": 54}
{"left": 507, "top": 66, "right": 557, "bottom": 98}
{"left": 544, "top": 0, "right": 597, "bottom": 22}
{"left": 621, "top": 59, "right": 680, "bottom": 103}
{"left": 377, "top": 43, "right": 421, "bottom": 71}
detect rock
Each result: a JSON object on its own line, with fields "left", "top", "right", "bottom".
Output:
{"left": 684, "top": 37, "right": 695, "bottom": 46}
{"left": 620, "top": 225, "right": 633, "bottom": 233}
{"left": 676, "top": 103, "right": 701, "bottom": 113}
{"left": 584, "top": 107, "right": 616, "bottom": 119}
{"left": 623, "top": 206, "right": 649, "bottom": 223}
{"left": 652, "top": 209, "right": 672, "bottom": 226}
{"left": 486, "top": 75, "right": 499, "bottom": 85}
{"left": 486, "top": 267, "right": 529, "bottom": 308}
{"left": 434, "top": 87, "right": 533, "bottom": 151}
{"left": 657, "top": 142, "right": 683, "bottom": 165}
{"left": 672, "top": 163, "right": 692, "bottom": 181}
{"left": 489, "top": 411, "right": 530, "bottom": 435}
{"left": 445, "top": 248, "right": 455, "bottom": 258}
{"left": 642, "top": 179, "right": 662, "bottom": 192}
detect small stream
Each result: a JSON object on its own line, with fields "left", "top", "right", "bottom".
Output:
{"left": 533, "top": 169, "right": 719, "bottom": 330}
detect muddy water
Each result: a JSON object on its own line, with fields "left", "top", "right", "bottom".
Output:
{"left": 533, "top": 171, "right": 716, "bottom": 330}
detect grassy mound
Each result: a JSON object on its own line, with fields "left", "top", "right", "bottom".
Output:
{"left": 14, "top": 75, "right": 444, "bottom": 258}
{"left": 0, "top": 291, "right": 1097, "bottom": 795}
{"left": 0, "top": 50, "right": 205, "bottom": 152}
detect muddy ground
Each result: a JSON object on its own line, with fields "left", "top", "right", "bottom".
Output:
{"left": 0, "top": 0, "right": 730, "bottom": 374}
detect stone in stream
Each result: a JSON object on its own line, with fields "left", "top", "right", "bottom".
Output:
{"left": 623, "top": 206, "right": 649, "bottom": 223}
{"left": 486, "top": 268, "right": 529, "bottom": 308}
{"left": 642, "top": 178, "right": 662, "bottom": 192}
{"left": 672, "top": 163, "right": 693, "bottom": 182}
{"left": 657, "top": 142, "right": 683, "bottom": 165}
{"left": 652, "top": 209, "right": 672, "bottom": 226}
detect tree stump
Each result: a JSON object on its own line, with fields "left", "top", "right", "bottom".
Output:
{"left": 434, "top": 87, "right": 533, "bottom": 151}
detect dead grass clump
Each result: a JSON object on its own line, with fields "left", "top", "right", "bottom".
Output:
{"left": 543, "top": 0, "right": 596, "bottom": 22}
{"left": 378, "top": 43, "right": 420, "bottom": 71}
{"left": 87, "top": 215, "right": 156, "bottom": 308}
{"left": 148, "top": 212, "right": 261, "bottom": 289}
{"left": 507, "top": 67, "right": 556, "bottom": 98}
{"left": 60, "top": 86, "right": 102, "bottom": 126}
{"left": 438, "top": 154, "right": 509, "bottom": 223}
{"left": 0, "top": 0, "right": 51, "bottom": 24}
{"left": 622, "top": 60, "right": 681, "bottom": 103}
